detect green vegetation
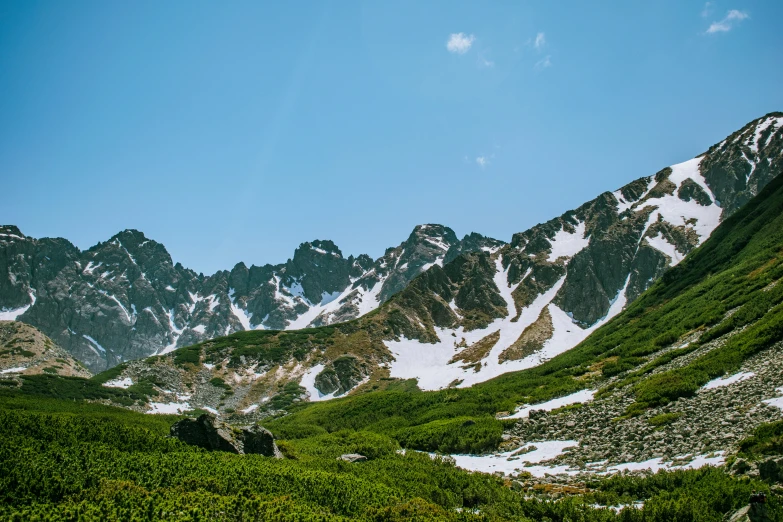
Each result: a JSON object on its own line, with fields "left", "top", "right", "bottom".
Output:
{"left": 648, "top": 412, "right": 683, "bottom": 427}
{"left": 737, "top": 420, "right": 783, "bottom": 460}
{"left": 0, "top": 387, "right": 778, "bottom": 520}
{"left": 4, "top": 374, "right": 154, "bottom": 406}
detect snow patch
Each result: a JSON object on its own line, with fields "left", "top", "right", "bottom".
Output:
{"left": 103, "top": 377, "right": 134, "bottom": 389}
{"left": 607, "top": 452, "right": 725, "bottom": 473}
{"left": 547, "top": 222, "right": 589, "bottom": 262}
{"left": 503, "top": 389, "right": 596, "bottom": 419}
{"left": 83, "top": 334, "right": 107, "bottom": 354}
{"left": 300, "top": 364, "right": 338, "bottom": 402}
{"left": 0, "top": 366, "right": 26, "bottom": 374}
{"left": 762, "top": 387, "right": 783, "bottom": 410}
{"left": 449, "top": 440, "right": 578, "bottom": 477}
{"left": 0, "top": 290, "right": 36, "bottom": 320}
{"left": 702, "top": 372, "right": 755, "bottom": 390}
{"left": 645, "top": 233, "right": 685, "bottom": 266}
{"left": 147, "top": 401, "right": 191, "bottom": 414}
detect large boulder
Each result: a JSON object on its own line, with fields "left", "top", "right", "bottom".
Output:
{"left": 171, "top": 413, "right": 282, "bottom": 458}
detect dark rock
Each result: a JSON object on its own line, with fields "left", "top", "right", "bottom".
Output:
{"left": 314, "top": 355, "right": 367, "bottom": 396}
{"left": 170, "top": 414, "right": 282, "bottom": 458}
{"left": 758, "top": 457, "right": 783, "bottom": 483}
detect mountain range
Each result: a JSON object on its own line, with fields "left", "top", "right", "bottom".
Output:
{"left": 1, "top": 112, "right": 781, "bottom": 383}
{"left": 54, "top": 111, "right": 781, "bottom": 416}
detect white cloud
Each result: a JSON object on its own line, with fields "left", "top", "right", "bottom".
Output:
{"left": 706, "top": 9, "right": 749, "bottom": 33}
{"left": 726, "top": 9, "right": 749, "bottom": 21}
{"left": 534, "top": 32, "right": 546, "bottom": 50}
{"left": 476, "top": 156, "right": 488, "bottom": 168}
{"left": 447, "top": 33, "right": 475, "bottom": 54}
{"left": 701, "top": 2, "right": 713, "bottom": 17}
{"left": 535, "top": 55, "right": 552, "bottom": 69}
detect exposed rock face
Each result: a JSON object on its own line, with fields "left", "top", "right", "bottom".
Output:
{"left": 314, "top": 355, "right": 366, "bottom": 396}
{"left": 0, "top": 224, "right": 501, "bottom": 371}
{"left": 170, "top": 414, "right": 282, "bottom": 458}
{"left": 701, "top": 112, "right": 783, "bottom": 215}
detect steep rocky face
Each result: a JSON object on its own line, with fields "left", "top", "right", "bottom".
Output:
{"left": 700, "top": 112, "right": 783, "bottom": 215}
{"left": 0, "top": 223, "right": 501, "bottom": 371}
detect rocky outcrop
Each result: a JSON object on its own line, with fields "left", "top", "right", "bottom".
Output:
{"left": 0, "top": 320, "right": 91, "bottom": 378}
{"left": 314, "top": 355, "right": 367, "bottom": 396}
{"left": 725, "top": 493, "right": 772, "bottom": 522}
{"left": 339, "top": 454, "right": 367, "bottom": 463}
{"left": 730, "top": 457, "right": 783, "bottom": 484}
{"left": 170, "top": 413, "right": 282, "bottom": 458}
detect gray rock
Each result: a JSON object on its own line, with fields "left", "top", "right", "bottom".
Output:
{"left": 170, "top": 413, "right": 282, "bottom": 458}
{"left": 339, "top": 453, "right": 367, "bottom": 463}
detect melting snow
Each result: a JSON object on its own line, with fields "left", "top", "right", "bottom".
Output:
{"left": 241, "top": 404, "right": 259, "bottom": 414}
{"left": 762, "top": 387, "right": 783, "bottom": 410}
{"left": 386, "top": 261, "right": 631, "bottom": 391}
{"left": 300, "top": 364, "right": 338, "bottom": 402}
{"left": 0, "top": 366, "right": 26, "bottom": 374}
{"left": 83, "top": 334, "right": 107, "bottom": 354}
{"left": 103, "top": 377, "right": 134, "bottom": 389}
{"left": 639, "top": 157, "right": 722, "bottom": 243}
{"left": 286, "top": 279, "right": 384, "bottom": 330}
{"left": 192, "top": 325, "right": 206, "bottom": 334}
{"left": 96, "top": 289, "right": 132, "bottom": 322}
{"left": 449, "top": 440, "right": 578, "bottom": 477}
{"left": 702, "top": 372, "right": 755, "bottom": 390}
{"left": 503, "top": 389, "right": 596, "bottom": 419}
{"left": 607, "top": 452, "right": 725, "bottom": 473}
{"left": 229, "top": 288, "right": 260, "bottom": 331}
{"left": 425, "top": 236, "right": 450, "bottom": 251}
{"left": 147, "top": 401, "right": 191, "bottom": 414}
{"left": 0, "top": 290, "right": 36, "bottom": 321}
{"left": 82, "top": 261, "right": 102, "bottom": 274}
{"left": 547, "top": 222, "right": 589, "bottom": 262}
{"left": 645, "top": 233, "right": 684, "bottom": 265}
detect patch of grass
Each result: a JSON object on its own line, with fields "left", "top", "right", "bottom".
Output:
{"left": 648, "top": 412, "right": 683, "bottom": 427}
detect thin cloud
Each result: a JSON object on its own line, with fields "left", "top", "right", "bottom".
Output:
{"left": 535, "top": 55, "right": 552, "bottom": 69}
{"left": 534, "top": 32, "right": 546, "bottom": 50}
{"left": 478, "top": 54, "right": 495, "bottom": 68}
{"left": 447, "top": 33, "right": 475, "bottom": 54}
{"left": 476, "top": 156, "right": 488, "bottom": 168}
{"left": 706, "top": 9, "right": 749, "bottom": 34}
{"left": 701, "top": 2, "right": 713, "bottom": 17}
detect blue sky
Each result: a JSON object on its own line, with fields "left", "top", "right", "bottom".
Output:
{"left": 1, "top": 1, "right": 781, "bottom": 274}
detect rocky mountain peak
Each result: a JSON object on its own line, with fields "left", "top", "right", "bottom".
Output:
{"left": 0, "top": 225, "right": 25, "bottom": 240}
{"left": 407, "top": 224, "right": 459, "bottom": 251}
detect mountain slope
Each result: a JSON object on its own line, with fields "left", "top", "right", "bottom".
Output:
{"left": 260, "top": 156, "right": 783, "bottom": 476}
{"left": 95, "top": 113, "right": 783, "bottom": 418}
{"left": 0, "top": 321, "right": 91, "bottom": 378}
{"left": 0, "top": 224, "right": 501, "bottom": 371}
{"left": 368, "top": 112, "right": 783, "bottom": 390}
